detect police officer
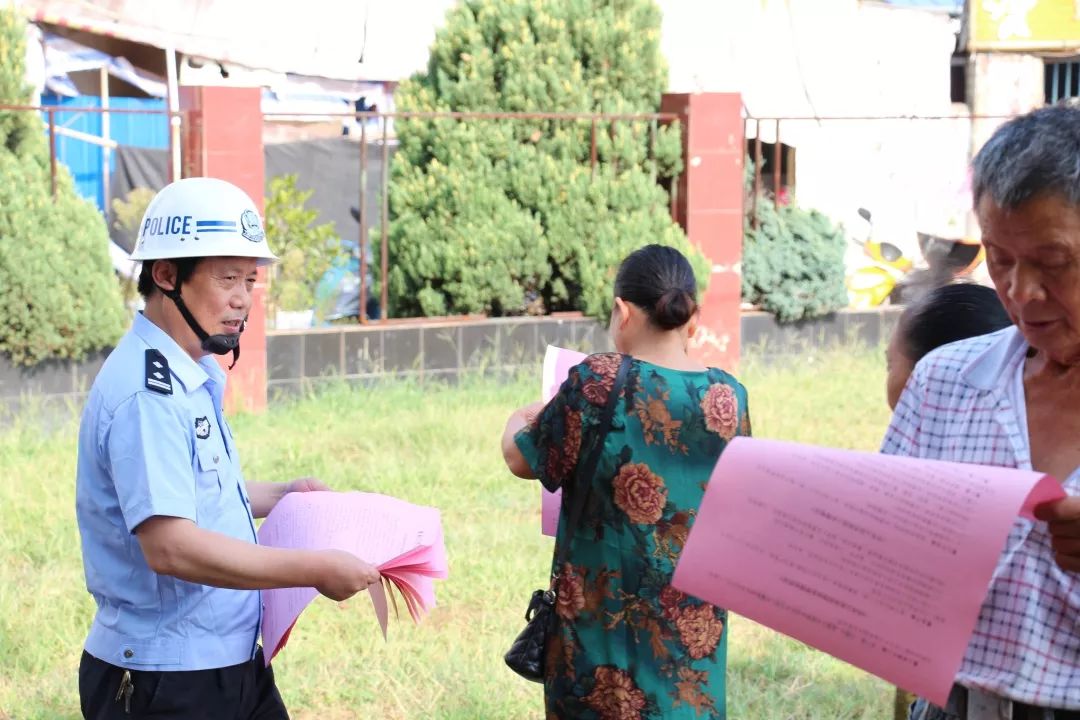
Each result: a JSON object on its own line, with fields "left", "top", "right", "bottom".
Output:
{"left": 76, "top": 177, "right": 380, "bottom": 718}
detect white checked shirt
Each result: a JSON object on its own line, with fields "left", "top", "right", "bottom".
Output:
{"left": 882, "top": 326, "right": 1080, "bottom": 709}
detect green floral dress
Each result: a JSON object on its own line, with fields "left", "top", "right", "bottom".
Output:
{"left": 515, "top": 353, "right": 751, "bottom": 720}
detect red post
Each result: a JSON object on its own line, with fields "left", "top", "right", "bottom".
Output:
{"left": 660, "top": 93, "right": 744, "bottom": 371}
{"left": 180, "top": 86, "right": 268, "bottom": 413}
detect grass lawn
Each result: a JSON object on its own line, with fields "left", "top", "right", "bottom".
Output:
{"left": 0, "top": 344, "right": 894, "bottom": 719}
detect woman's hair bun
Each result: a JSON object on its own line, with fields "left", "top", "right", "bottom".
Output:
{"left": 652, "top": 288, "right": 696, "bottom": 330}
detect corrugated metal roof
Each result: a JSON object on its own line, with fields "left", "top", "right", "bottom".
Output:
{"left": 19, "top": 0, "right": 456, "bottom": 82}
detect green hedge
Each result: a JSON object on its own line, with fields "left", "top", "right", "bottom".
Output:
{"left": 742, "top": 195, "right": 849, "bottom": 323}
{"left": 384, "top": 0, "right": 707, "bottom": 320}
{"left": 0, "top": 9, "right": 126, "bottom": 365}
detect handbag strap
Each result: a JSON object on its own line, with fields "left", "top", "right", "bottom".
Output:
{"left": 553, "top": 354, "right": 633, "bottom": 578}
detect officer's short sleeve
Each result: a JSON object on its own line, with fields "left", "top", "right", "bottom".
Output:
{"left": 105, "top": 392, "right": 197, "bottom": 533}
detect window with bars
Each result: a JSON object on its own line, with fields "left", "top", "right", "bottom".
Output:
{"left": 1045, "top": 59, "right": 1080, "bottom": 104}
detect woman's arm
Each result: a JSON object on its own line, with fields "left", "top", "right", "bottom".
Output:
{"left": 502, "top": 401, "right": 545, "bottom": 479}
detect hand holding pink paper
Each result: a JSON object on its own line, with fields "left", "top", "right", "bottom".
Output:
{"left": 672, "top": 437, "right": 1065, "bottom": 707}
{"left": 540, "top": 346, "right": 587, "bottom": 536}
{"left": 257, "top": 491, "right": 448, "bottom": 665}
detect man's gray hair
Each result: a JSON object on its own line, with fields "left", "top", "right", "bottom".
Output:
{"left": 972, "top": 103, "right": 1080, "bottom": 210}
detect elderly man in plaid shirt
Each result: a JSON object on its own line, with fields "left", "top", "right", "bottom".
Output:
{"left": 884, "top": 104, "right": 1080, "bottom": 720}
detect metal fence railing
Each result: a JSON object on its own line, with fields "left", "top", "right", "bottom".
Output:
{"left": 2, "top": 104, "right": 685, "bottom": 325}
{"left": 742, "top": 113, "right": 1022, "bottom": 234}
{"left": 0, "top": 103, "right": 182, "bottom": 199}
{"left": 261, "top": 109, "right": 685, "bottom": 324}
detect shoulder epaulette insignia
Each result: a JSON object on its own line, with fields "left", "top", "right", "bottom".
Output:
{"left": 144, "top": 349, "right": 173, "bottom": 395}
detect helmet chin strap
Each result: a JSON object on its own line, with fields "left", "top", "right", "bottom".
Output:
{"left": 157, "top": 281, "right": 243, "bottom": 369}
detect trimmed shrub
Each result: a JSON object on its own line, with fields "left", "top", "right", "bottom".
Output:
{"left": 0, "top": 9, "right": 126, "bottom": 365}
{"left": 385, "top": 0, "right": 706, "bottom": 320}
{"left": 742, "top": 195, "right": 849, "bottom": 323}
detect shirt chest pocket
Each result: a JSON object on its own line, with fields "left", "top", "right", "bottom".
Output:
{"left": 195, "top": 439, "right": 227, "bottom": 497}
{"left": 195, "top": 437, "right": 252, "bottom": 519}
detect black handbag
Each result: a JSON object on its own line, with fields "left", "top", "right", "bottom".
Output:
{"left": 505, "top": 354, "right": 633, "bottom": 683}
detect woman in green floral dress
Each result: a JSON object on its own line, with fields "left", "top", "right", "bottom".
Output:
{"left": 502, "top": 245, "right": 751, "bottom": 720}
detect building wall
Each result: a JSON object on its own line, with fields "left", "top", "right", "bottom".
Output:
{"left": 968, "top": 51, "right": 1046, "bottom": 161}
{"left": 262, "top": 120, "right": 345, "bottom": 145}
{"left": 659, "top": 0, "right": 967, "bottom": 261}
{"left": 965, "top": 0, "right": 1080, "bottom": 153}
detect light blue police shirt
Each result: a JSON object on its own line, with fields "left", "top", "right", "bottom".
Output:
{"left": 76, "top": 312, "right": 261, "bottom": 671}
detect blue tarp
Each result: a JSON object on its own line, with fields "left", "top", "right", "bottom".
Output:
{"left": 40, "top": 31, "right": 169, "bottom": 212}
{"left": 42, "top": 93, "right": 169, "bottom": 211}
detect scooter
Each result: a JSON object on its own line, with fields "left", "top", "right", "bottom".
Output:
{"left": 845, "top": 208, "right": 914, "bottom": 308}
{"left": 845, "top": 207, "right": 988, "bottom": 308}
{"left": 916, "top": 231, "right": 985, "bottom": 278}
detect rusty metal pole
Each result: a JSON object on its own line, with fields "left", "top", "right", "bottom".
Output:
{"left": 773, "top": 119, "right": 782, "bottom": 200}
{"left": 649, "top": 118, "right": 657, "bottom": 184}
{"left": 752, "top": 120, "right": 763, "bottom": 229}
{"left": 787, "top": 143, "right": 796, "bottom": 197}
{"left": 358, "top": 119, "right": 368, "bottom": 324}
{"left": 178, "top": 110, "right": 191, "bottom": 178}
{"left": 590, "top": 117, "right": 598, "bottom": 178}
{"left": 380, "top": 115, "right": 390, "bottom": 321}
{"left": 609, "top": 119, "right": 618, "bottom": 175}
{"left": 48, "top": 109, "right": 57, "bottom": 198}
{"left": 167, "top": 107, "right": 175, "bottom": 181}
{"left": 670, "top": 166, "right": 679, "bottom": 222}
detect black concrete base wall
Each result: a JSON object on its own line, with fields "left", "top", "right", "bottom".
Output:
{"left": 0, "top": 308, "right": 903, "bottom": 418}
{"left": 266, "top": 315, "right": 614, "bottom": 400}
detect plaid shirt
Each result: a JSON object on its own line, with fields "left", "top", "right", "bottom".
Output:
{"left": 882, "top": 326, "right": 1080, "bottom": 710}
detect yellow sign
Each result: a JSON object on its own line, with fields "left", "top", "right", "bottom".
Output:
{"left": 969, "top": 0, "right": 1080, "bottom": 50}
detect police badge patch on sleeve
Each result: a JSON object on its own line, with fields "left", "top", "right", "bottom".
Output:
{"left": 194, "top": 417, "right": 211, "bottom": 439}
{"left": 144, "top": 349, "right": 173, "bottom": 395}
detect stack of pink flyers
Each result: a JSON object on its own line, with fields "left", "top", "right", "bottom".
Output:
{"left": 257, "top": 491, "right": 448, "bottom": 665}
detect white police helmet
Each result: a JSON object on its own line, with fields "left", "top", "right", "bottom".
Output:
{"left": 130, "top": 177, "right": 278, "bottom": 265}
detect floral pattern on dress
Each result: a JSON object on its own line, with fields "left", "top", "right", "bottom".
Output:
{"left": 516, "top": 354, "right": 752, "bottom": 719}
{"left": 613, "top": 463, "right": 668, "bottom": 525}
{"left": 584, "top": 666, "right": 649, "bottom": 720}
{"left": 701, "top": 383, "right": 739, "bottom": 440}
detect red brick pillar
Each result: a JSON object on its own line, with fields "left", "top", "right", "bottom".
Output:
{"left": 660, "top": 93, "right": 744, "bottom": 371}
{"left": 180, "top": 86, "right": 268, "bottom": 413}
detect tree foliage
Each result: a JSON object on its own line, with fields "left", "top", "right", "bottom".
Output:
{"left": 264, "top": 174, "right": 339, "bottom": 312}
{"left": 742, "top": 194, "right": 849, "bottom": 323}
{"left": 386, "top": 0, "right": 706, "bottom": 319}
{"left": 0, "top": 9, "right": 126, "bottom": 365}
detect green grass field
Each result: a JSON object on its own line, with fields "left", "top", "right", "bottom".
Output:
{"left": 0, "top": 344, "right": 894, "bottom": 719}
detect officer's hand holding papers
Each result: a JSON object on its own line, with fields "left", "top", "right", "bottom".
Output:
{"left": 671, "top": 437, "right": 1066, "bottom": 707}
{"left": 257, "top": 491, "right": 448, "bottom": 664}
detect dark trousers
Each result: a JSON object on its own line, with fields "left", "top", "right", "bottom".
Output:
{"left": 79, "top": 648, "right": 288, "bottom": 719}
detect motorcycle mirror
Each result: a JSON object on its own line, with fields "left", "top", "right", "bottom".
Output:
{"left": 857, "top": 207, "right": 872, "bottom": 222}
